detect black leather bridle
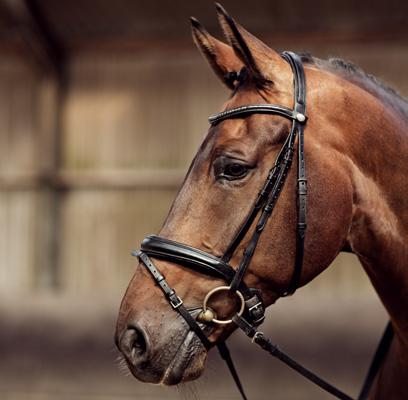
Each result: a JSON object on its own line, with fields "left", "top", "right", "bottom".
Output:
{"left": 132, "top": 52, "right": 392, "bottom": 400}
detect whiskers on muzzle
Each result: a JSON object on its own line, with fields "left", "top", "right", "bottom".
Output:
{"left": 115, "top": 353, "right": 132, "bottom": 377}
{"left": 176, "top": 381, "right": 200, "bottom": 400}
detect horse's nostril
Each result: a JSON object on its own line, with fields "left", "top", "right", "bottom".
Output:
{"left": 130, "top": 328, "right": 146, "bottom": 357}
{"left": 120, "top": 325, "right": 149, "bottom": 365}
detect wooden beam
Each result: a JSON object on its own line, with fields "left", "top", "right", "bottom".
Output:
{"left": 54, "top": 169, "right": 184, "bottom": 190}
{"left": 0, "top": 0, "right": 66, "bottom": 78}
{"left": 64, "top": 28, "right": 408, "bottom": 54}
{"left": 24, "top": 0, "right": 66, "bottom": 79}
{"left": 0, "top": 0, "right": 68, "bottom": 291}
{"left": 0, "top": 169, "right": 185, "bottom": 191}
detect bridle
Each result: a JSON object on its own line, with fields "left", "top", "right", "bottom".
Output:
{"left": 132, "top": 52, "right": 392, "bottom": 400}
{"left": 138, "top": 50, "right": 306, "bottom": 330}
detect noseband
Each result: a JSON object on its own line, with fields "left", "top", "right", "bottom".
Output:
{"left": 132, "top": 52, "right": 392, "bottom": 400}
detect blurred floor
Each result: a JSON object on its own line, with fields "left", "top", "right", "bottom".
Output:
{"left": 0, "top": 276, "right": 388, "bottom": 400}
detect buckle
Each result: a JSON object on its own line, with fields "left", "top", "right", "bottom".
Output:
{"left": 248, "top": 301, "right": 263, "bottom": 313}
{"left": 251, "top": 331, "right": 264, "bottom": 343}
{"left": 249, "top": 301, "right": 265, "bottom": 325}
{"left": 245, "top": 292, "right": 265, "bottom": 325}
{"left": 169, "top": 294, "right": 183, "bottom": 309}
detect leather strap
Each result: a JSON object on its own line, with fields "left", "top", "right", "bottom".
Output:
{"left": 217, "top": 342, "right": 248, "bottom": 400}
{"left": 358, "top": 321, "right": 394, "bottom": 400}
{"left": 224, "top": 51, "right": 307, "bottom": 296}
{"left": 141, "top": 235, "right": 236, "bottom": 282}
{"left": 209, "top": 104, "right": 300, "bottom": 125}
{"left": 229, "top": 144, "right": 296, "bottom": 293}
{"left": 283, "top": 51, "right": 307, "bottom": 295}
{"left": 222, "top": 127, "right": 294, "bottom": 263}
{"left": 136, "top": 251, "right": 212, "bottom": 350}
{"left": 233, "top": 314, "right": 354, "bottom": 400}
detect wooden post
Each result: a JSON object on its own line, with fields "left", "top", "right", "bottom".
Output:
{"left": 1, "top": 0, "right": 67, "bottom": 291}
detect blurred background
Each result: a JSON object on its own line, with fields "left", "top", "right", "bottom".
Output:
{"left": 0, "top": 0, "right": 406, "bottom": 399}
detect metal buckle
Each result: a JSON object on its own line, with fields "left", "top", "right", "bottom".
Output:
{"left": 248, "top": 301, "right": 265, "bottom": 325}
{"left": 131, "top": 250, "right": 140, "bottom": 257}
{"left": 169, "top": 295, "right": 183, "bottom": 309}
{"left": 248, "top": 301, "right": 262, "bottom": 313}
{"left": 202, "top": 285, "right": 245, "bottom": 325}
{"left": 251, "top": 331, "right": 264, "bottom": 343}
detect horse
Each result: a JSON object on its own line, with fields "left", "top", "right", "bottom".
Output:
{"left": 115, "top": 4, "right": 408, "bottom": 400}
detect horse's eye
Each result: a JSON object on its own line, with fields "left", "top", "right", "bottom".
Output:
{"left": 214, "top": 157, "right": 251, "bottom": 181}
{"left": 224, "top": 163, "right": 248, "bottom": 178}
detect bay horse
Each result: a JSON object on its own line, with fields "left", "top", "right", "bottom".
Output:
{"left": 115, "top": 4, "right": 408, "bottom": 400}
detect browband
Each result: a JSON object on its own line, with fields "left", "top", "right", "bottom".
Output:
{"left": 208, "top": 104, "right": 307, "bottom": 126}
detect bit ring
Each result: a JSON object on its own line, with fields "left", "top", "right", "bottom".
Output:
{"left": 202, "top": 285, "right": 245, "bottom": 325}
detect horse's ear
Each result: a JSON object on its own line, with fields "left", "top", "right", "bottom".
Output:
{"left": 215, "top": 3, "right": 291, "bottom": 88}
{"left": 191, "top": 17, "right": 244, "bottom": 90}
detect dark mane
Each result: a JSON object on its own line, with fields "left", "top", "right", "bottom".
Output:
{"left": 299, "top": 52, "right": 408, "bottom": 121}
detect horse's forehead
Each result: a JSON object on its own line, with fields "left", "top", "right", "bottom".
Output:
{"left": 224, "top": 86, "right": 264, "bottom": 108}
{"left": 214, "top": 119, "right": 249, "bottom": 142}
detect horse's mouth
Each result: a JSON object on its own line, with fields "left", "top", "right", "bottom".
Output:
{"left": 160, "top": 330, "right": 207, "bottom": 385}
{"left": 123, "top": 327, "right": 208, "bottom": 385}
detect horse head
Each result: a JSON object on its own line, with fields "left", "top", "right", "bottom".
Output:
{"left": 115, "top": 4, "right": 407, "bottom": 394}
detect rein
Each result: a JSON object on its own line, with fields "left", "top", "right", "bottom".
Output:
{"left": 133, "top": 52, "right": 393, "bottom": 400}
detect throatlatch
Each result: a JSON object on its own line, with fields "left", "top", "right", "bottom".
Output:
{"left": 133, "top": 52, "right": 392, "bottom": 400}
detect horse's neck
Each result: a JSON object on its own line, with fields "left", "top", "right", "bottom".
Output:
{"left": 346, "top": 98, "right": 408, "bottom": 343}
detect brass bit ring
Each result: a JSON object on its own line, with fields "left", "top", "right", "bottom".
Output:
{"left": 201, "top": 285, "right": 245, "bottom": 325}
